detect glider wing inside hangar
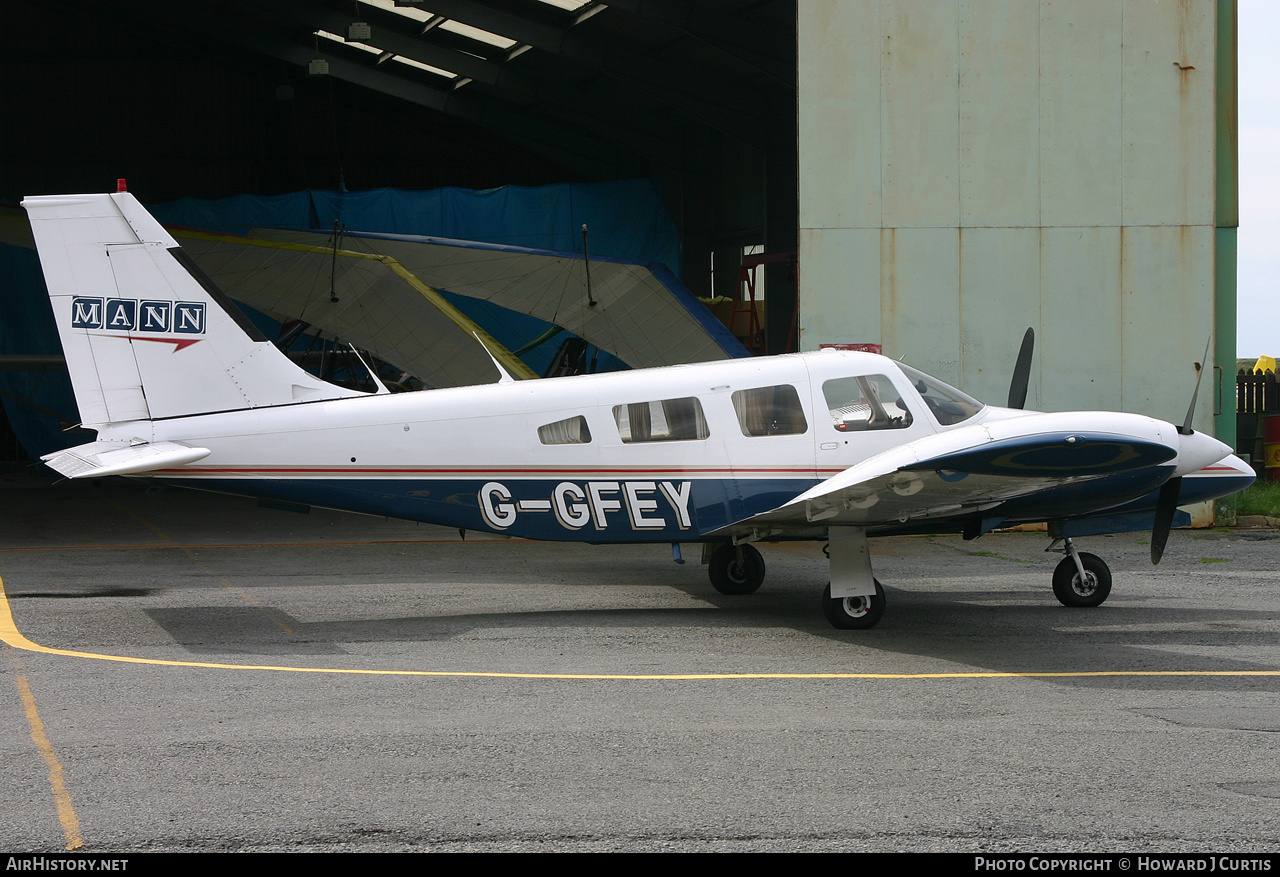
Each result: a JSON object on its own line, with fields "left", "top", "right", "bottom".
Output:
{"left": 246, "top": 228, "right": 748, "bottom": 372}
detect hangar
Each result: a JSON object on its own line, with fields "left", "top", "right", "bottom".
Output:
{"left": 0, "top": 0, "right": 1237, "bottom": 465}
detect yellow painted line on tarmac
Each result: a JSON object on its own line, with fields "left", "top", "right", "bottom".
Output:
{"left": 6, "top": 649, "right": 84, "bottom": 850}
{"left": 3, "top": 573, "right": 1280, "bottom": 680}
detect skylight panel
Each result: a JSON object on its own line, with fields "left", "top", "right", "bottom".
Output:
{"left": 391, "top": 55, "right": 457, "bottom": 79}
{"left": 366, "top": 1, "right": 517, "bottom": 49}
{"left": 533, "top": 0, "right": 595, "bottom": 10}
{"left": 364, "top": 0, "right": 432, "bottom": 24}
{"left": 316, "top": 30, "right": 381, "bottom": 55}
{"left": 437, "top": 20, "right": 517, "bottom": 49}
{"left": 315, "top": 29, "right": 458, "bottom": 81}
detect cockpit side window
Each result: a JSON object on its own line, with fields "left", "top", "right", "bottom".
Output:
{"left": 895, "top": 363, "right": 985, "bottom": 426}
{"left": 822, "top": 375, "right": 913, "bottom": 431}
{"left": 732, "top": 385, "right": 808, "bottom": 436}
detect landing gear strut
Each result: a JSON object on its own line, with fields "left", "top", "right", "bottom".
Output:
{"left": 1048, "top": 538, "right": 1112, "bottom": 607}
{"left": 822, "top": 526, "right": 885, "bottom": 629}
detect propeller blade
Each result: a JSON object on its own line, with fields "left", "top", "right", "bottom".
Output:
{"left": 1150, "top": 476, "right": 1183, "bottom": 565}
{"left": 1178, "top": 335, "right": 1212, "bottom": 436}
{"left": 1008, "top": 327, "right": 1034, "bottom": 409}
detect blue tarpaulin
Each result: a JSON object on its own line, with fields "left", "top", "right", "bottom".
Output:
{"left": 1, "top": 179, "right": 684, "bottom": 459}
{"left": 150, "top": 179, "right": 681, "bottom": 273}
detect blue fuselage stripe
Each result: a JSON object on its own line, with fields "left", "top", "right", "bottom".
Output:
{"left": 166, "top": 476, "right": 823, "bottom": 542}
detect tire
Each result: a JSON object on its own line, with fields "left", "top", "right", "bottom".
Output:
{"left": 822, "top": 580, "right": 886, "bottom": 630}
{"left": 1052, "top": 553, "right": 1112, "bottom": 607}
{"left": 708, "top": 543, "right": 765, "bottom": 595}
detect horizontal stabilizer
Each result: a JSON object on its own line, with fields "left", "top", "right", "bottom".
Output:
{"left": 42, "top": 440, "right": 210, "bottom": 479}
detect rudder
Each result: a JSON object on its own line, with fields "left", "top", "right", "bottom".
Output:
{"left": 23, "top": 191, "right": 364, "bottom": 427}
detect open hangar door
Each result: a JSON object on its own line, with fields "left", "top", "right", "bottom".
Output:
{"left": 1, "top": 0, "right": 798, "bottom": 478}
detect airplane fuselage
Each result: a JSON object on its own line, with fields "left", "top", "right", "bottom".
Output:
{"left": 106, "top": 350, "right": 1251, "bottom": 543}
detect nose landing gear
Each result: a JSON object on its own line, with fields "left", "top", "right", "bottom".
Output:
{"left": 1048, "top": 538, "right": 1112, "bottom": 607}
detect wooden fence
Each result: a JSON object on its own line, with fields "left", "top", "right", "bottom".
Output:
{"left": 1237, "top": 369, "right": 1278, "bottom": 471}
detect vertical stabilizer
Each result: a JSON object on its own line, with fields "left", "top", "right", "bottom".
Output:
{"left": 23, "top": 192, "right": 365, "bottom": 427}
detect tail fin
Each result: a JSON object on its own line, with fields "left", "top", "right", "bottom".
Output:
{"left": 22, "top": 192, "right": 364, "bottom": 428}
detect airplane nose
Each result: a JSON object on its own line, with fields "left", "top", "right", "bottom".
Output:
{"left": 1173, "top": 429, "right": 1232, "bottom": 476}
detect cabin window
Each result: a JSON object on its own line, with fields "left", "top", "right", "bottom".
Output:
{"left": 613, "top": 397, "right": 709, "bottom": 443}
{"left": 538, "top": 415, "right": 592, "bottom": 445}
{"left": 732, "top": 385, "right": 808, "bottom": 436}
{"left": 822, "top": 374, "right": 914, "bottom": 431}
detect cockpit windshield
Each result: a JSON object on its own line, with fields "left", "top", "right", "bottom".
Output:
{"left": 895, "top": 363, "right": 985, "bottom": 426}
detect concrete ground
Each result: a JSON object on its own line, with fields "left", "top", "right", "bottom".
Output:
{"left": 1, "top": 467, "right": 1278, "bottom": 852}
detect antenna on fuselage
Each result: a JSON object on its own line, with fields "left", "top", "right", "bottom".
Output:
{"left": 348, "top": 344, "right": 390, "bottom": 395}
{"left": 473, "top": 332, "right": 517, "bottom": 384}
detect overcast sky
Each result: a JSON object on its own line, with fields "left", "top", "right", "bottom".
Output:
{"left": 1237, "top": 0, "right": 1277, "bottom": 358}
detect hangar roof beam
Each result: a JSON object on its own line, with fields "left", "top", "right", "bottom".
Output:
{"left": 256, "top": 0, "right": 543, "bottom": 95}
{"left": 242, "top": 1, "right": 724, "bottom": 162}
{"left": 600, "top": 0, "right": 793, "bottom": 86}
{"left": 400, "top": 0, "right": 768, "bottom": 147}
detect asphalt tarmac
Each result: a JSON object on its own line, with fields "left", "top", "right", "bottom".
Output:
{"left": 2, "top": 468, "right": 1278, "bottom": 852}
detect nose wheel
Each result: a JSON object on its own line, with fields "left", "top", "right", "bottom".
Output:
{"left": 1051, "top": 548, "right": 1112, "bottom": 607}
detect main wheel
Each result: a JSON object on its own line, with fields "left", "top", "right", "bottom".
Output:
{"left": 1052, "top": 552, "right": 1112, "bottom": 607}
{"left": 708, "top": 543, "right": 765, "bottom": 595}
{"left": 822, "top": 580, "right": 886, "bottom": 629}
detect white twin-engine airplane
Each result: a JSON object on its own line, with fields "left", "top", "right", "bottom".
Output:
{"left": 24, "top": 191, "right": 1255, "bottom": 629}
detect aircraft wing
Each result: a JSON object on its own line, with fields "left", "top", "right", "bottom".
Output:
{"left": 713, "top": 422, "right": 1179, "bottom": 538}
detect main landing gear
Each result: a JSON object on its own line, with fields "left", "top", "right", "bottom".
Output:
{"left": 821, "top": 580, "right": 886, "bottom": 630}
{"left": 1048, "top": 537, "right": 1113, "bottom": 607}
{"left": 707, "top": 543, "right": 766, "bottom": 595}
{"left": 705, "top": 528, "right": 888, "bottom": 630}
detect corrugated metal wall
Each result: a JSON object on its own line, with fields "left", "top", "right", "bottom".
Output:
{"left": 798, "top": 0, "right": 1236, "bottom": 438}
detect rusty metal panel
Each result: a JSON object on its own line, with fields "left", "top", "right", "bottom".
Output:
{"left": 796, "top": 228, "right": 882, "bottom": 349}
{"left": 1121, "top": 1, "right": 1217, "bottom": 226}
{"left": 958, "top": 228, "right": 1042, "bottom": 406}
{"left": 797, "top": 0, "right": 882, "bottom": 229}
{"left": 1040, "top": 0, "right": 1123, "bottom": 227}
{"left": 881, "top": 0, "right": 960, "bottom": 229}
{"left": 1040, "top": 227, "right": 1124, "bottom": 413}
{"left": 1120, "top": 226, "right": 1217, "bottom": 428}
{"left": 796, "top": 0, "right": 1227, "bottom": 435}
{"left": 879, "top": 228, "right": 961, "bottom": 383}
{"left": 958, "top": 0, "right": 1041, "bottom": 227}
